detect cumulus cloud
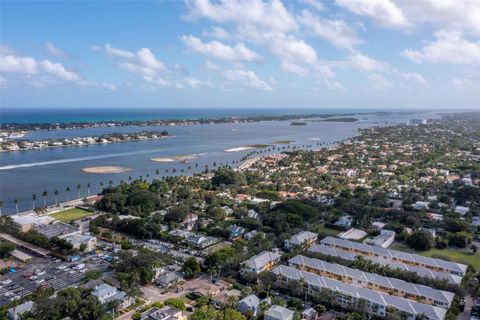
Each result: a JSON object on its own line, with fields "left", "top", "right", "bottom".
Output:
{"left": 185, "top": 0, "right": 298, "bottom": 33}
{"left": 203, "top": 26, "right": 231, "bottom": 39}
{"left": 45, "top": 41, "right": 67, "bottom": 58}
{"left": 299, "top": 10, "right": 360, "bottom": 50}
{"left": 348, "top": 53, "right": 389, "bottom": 72}
{"left": 398, "top": 72, "right": 427, "bottom": 85}
{"left": 0, "top": 50, "right": 116, "bottom": 89}
{"left": 98, "top": 43, "right": 210, "bottom": 89}
{"left": 368, "top": 73, "right": 392, "bottom": 89}
{"left": 300, "top": 0, "right": 325, "bottom": 11}
{"left": 222, "top": 68, "right": 272, "bottom": 91}
{"left": 402, "top": 30, "right": 480, "bottom": 64}
{"left": 335, "top": 0, "right": 409, "bottom": 28}
{"left": 181, "top": 35, "right": 260, "bottom": 62}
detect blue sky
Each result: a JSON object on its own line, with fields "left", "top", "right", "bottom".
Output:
{"left": 1, "top": 0, "right": 479, "bottom": 109}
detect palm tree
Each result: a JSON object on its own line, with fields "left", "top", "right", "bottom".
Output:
{"left": 108, "top": 180, "right": 113, "bottom": 186}
{"left": 66, "top": 187, "right": 71, "bottom": 202}
{"left": 54, "top": 190, "right": 59, "bottom": 206}
{"left": 32, "top": 194, "right": 37, "bottom": 210}
{"left": 76, "top": 184, "right": 81, "bottom": 199}
{"left": 87, "top": 183, "right": 91, "bottom": 197}
{"left": 42, "top": 191, "right": 48, "bottom": 207}
{"left": 14, "top": 199, "right": 19, "bottom": 214}
{"left": 155, "top": 169, "right": 160, "bottom": 175}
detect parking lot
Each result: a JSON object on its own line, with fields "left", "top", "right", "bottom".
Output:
{"left": 0, "top": 251, "right": 111, "bottom": 307}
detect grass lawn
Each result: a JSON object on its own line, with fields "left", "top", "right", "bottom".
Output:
{"left": 390, "top": 242, "right": 480, "bottom": 270}
{"left": 315, "top": 223, "right": 341, "bottom": 237}
{"left": 50, "top": 208, "right": 94, "bottom": 222}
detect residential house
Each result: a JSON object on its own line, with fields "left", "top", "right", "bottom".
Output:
{"left": 7, "top": 301, "right": 34, "bottom": 320}
{"left": 229, "top": 224, "right": 245, "bottom": 238}
{"left": 414, "top": 201, "right": 429, "bottom": 210}
{"left": 455, "top": 206, "right": 470, "bottom": 216}
{"left": 265, "top": 305, "right": 295, "bottom": 320}
{"left": 301, "top": 307, "right": 318, "bottom": 320}
{"left": 140, "top": 306, "right": 186, "bottom": 320}
{"left": 237, "top": 294, "right": 260, "bottom": 317}
{"left": 91, "top": 283, "right": 133, "bottom": 309}
{"left": 242, "top": 250, "right": 281, "bottom": 274}
{"left": 367, "top": 229, "right": 395, "bottom": 248}
{"left": 334, "top": 215, "right": 353, "bottom": 228}
{"left": 247, "top": 209, "right": 260, "bottom": 219}
{"left": 186, "top": 234, "right": 219, "bottom": 249}
{"left": 156, "top": 271, "right": 184, "bottom": 288}
{"left": 284, "top": 231, "right": 318, "bottom": 250}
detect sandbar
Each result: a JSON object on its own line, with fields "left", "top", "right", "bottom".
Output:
{"left": 81, "top": 166, "right": 131, "bottom": 174}
{"left": 224, "top": 146, "right": 254, "bottom": 152}
{"left": 151, "top": 157, "right": 176, "bottom": 163}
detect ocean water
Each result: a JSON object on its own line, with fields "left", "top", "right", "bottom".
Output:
{"left": 1, "top": 107, "right": 384, "bottom": 124}
{"left": 0, "top": 109, "right": 440, "bottom": 214}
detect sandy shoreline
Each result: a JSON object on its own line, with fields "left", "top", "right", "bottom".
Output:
{"left": 81, "top": 166, "right": 131, "bottom": 174}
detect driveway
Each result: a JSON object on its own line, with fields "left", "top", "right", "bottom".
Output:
{"left": 458, "top": 295, "right": 474, "bottom": 320}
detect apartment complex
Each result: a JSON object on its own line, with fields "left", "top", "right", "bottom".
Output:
{"left": 308, "top": 243, "right": 462, "bottom": 285}
{"left": 289, "top": 255, "right": 454, "bottom": 308}
{"left": 272, "top": 265, "right": 447, "bottom": 320}
{"left": 320, "top": 237, "right": 467, "bottom": 277}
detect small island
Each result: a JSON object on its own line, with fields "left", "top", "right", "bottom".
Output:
{"left": 290, "top": 121, "right": 307, "bottom": 126}
{"left": 1, "top": 130, "right": 169, "bottom": 152}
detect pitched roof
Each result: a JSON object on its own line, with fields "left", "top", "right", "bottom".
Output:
{"left": 273, "top": 265, "right": 447, "bottom": 320}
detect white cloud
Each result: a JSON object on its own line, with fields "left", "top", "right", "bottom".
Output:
{"left": 299, "top": 10, "right": 360, "bottom": 50}
{"left": 348, "top": 53, "right": 389, "bottom": 71}
{"left": 185, "top": 0, "right": 298, "bottom": 33}
{"left": 398, "top": 72, "right": 427, "bottom": 85}
{"left": 100, "top": 44, "right": 209, "bottom": 89}
{"left": 222, "top": 68, "right": 272, "bottom": 91}
{"left": 368, "top": 73, "right": 392, "bottom": 89}
{"left": 452, "top": 72, "right": 479, "bottom": 90}
{"left": 300, "top": 0, "right": 325, "bottom": 11}
{"left": 45, "top": 41, "right": 67, "bottom": 58}
{"left": 0, "top": 50, "right": 116, "bottom": 89}
{"left": 40, "top": 60, "right": 79, "bottom": 81}
{"left": 0, "top": 54, "right": 38, "bottom": 74}
{"left": 105, "top": 44, "right": 136, "bottom": 59}
{"left": 181, "top": 35, "right": 260, "bottom": 62}
{"left": 335, "top": 0, "right": 408, "bottom": 28}
{"left": 396, "top": 0, "right": 480, "bottom": 36}
{"left": 402, "top": 30, "right": 480, "bottom": 64}
{"left": 203, "top": 26, "right": 231, "bottom": 39}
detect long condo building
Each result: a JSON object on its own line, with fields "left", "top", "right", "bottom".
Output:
{"left": 289, "top": 255, "right": 454, "bottom": 309}
{"left": 308, "top": 244, "right": 462, "bottom": 285}
{"left": 272, "top": 265, "right": 447, "bottom": 320}
{"left": 320, "top": 237, "right": 467, "bottom": 278}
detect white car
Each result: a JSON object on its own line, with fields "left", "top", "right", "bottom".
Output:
{"left": 57, "top": 265, "right": 67, "bottom": 270}
{"left": 2, "top": 279, "right": 12, "bottom": 285}
{"left": 37, "top": 271, "right": 46, "bottom": 276}
{"left": 35, "top": 279, "right": 45, "bottom": 285}
{"left": 4, "top": 292, "right": 14, "bottom": 297}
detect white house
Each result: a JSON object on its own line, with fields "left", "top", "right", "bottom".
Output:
{"left": 265, "top": 305, "right": 295, "bottom": 320}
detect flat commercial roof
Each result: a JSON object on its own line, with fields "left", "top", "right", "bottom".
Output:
{"left": 9, "top": 249, "right": 32, "bottom": 262}
{"left": 0, "top": 233, "right": 50, "bottom": 256}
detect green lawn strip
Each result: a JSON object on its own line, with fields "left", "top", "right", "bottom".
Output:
{"left": 50, "top": 208, "right": 94, "bottom": 222}
{"left": 315, "top": 223, "right": 341, "bottom": 237}
{"left": 389, "top": 242, "right": 480, "bottom": 270}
